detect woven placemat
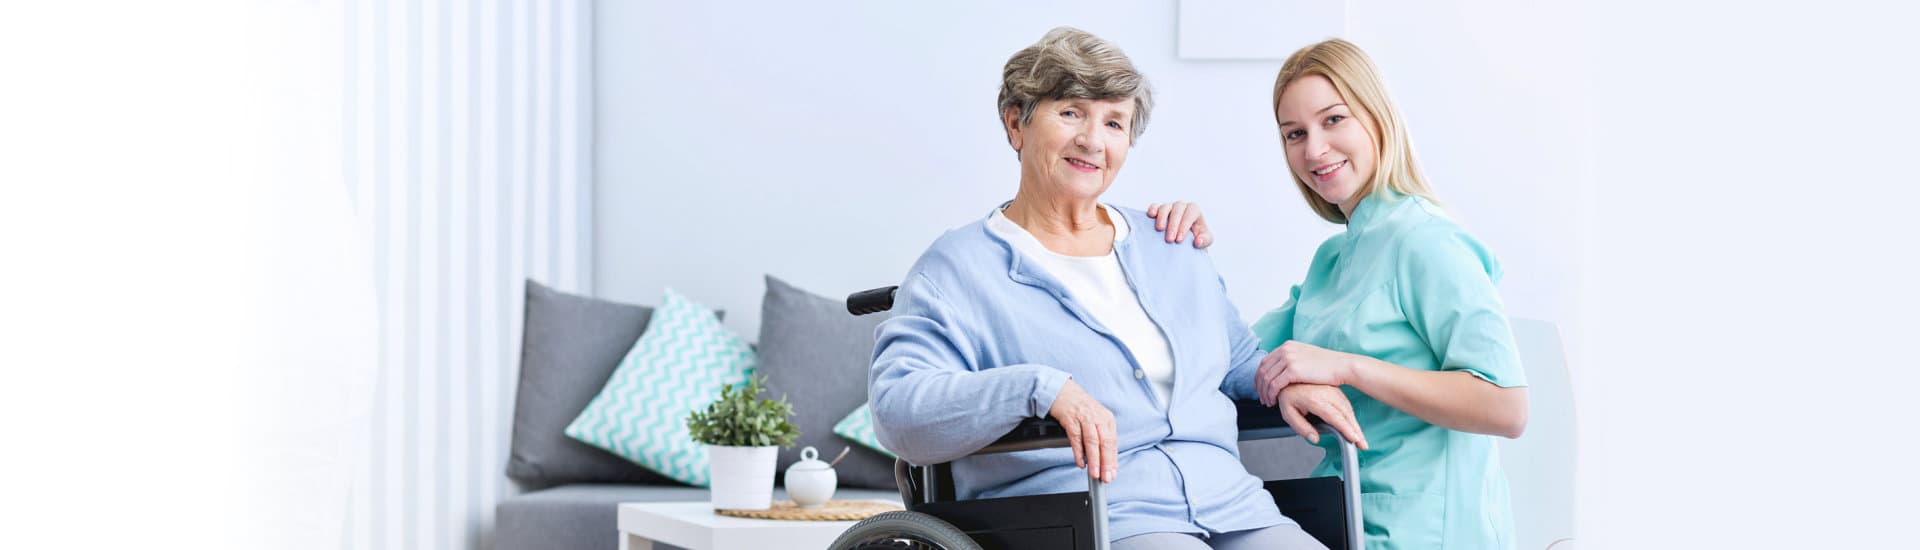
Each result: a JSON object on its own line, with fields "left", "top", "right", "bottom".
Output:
{"left": 715, "top": 499, "right": 903, "bottom": 521}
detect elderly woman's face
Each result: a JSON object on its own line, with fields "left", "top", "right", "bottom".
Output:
{"left": 1007, "top": 97, "right": 1134, "bottom": 202}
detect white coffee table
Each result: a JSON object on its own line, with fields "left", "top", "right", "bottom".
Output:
{"left": 617, "top": 501, "right": 877, "bottom": 550}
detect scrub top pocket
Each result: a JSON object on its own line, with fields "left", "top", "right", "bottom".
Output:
{"left": 1362, "top": 492, "right": 1445, "bottom": 550}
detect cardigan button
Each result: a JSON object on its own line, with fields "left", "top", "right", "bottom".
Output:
{"left": 1133, "top": 369, "right": 1145, "bottom": 379}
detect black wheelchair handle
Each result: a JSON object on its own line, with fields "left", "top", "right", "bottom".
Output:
{"left": 847, "top": 286, "right": 898, "bottom": 316}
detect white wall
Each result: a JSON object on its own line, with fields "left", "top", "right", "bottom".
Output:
{"left": 594, "top": 0, "right": 1582, "bottom": 345}
{"left": 1569, "top": 1, "right": 1920, "bottom": 548}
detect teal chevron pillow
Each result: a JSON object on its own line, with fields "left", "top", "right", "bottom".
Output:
{"left": 832, "top": 403, "right": 895, "bottom": 459}
{"left": 564, "top": 288, "right": 756, "bottom": 486}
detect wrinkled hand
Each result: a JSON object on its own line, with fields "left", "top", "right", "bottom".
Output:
{"left": 1047, "top": 379, "right": 1118, "bottom": 483}
{"left": 1145, "top": 201, "right": 1212, "bottom": 249}
{"left": 1276, "top": 384, "right": 1368, "bottom": 450}
{"left": 1256, "top": 340, "right": 1357, "bottom": 404}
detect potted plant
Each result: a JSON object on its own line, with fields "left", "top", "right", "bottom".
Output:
{"left": 685, "top": 375, "right": 799, "bottom": 510}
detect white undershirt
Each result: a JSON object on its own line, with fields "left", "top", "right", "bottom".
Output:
{"left": 988, "top": 205, "right": 1176, "bottom": 408}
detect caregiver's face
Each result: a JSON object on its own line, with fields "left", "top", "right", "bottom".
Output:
{"left": 1007, "top": 97, "right": 1134, "bottom": 201}
{"left": 1277, "top": 75, "right": 1376, "bottom": 209}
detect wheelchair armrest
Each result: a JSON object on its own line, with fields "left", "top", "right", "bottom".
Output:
{"left": 1235, "top": 399, "right": 1340, "bottom": 442}
{"left": 900, "top": 418, "right": 1076, "bottom": 511}
{"left": 969, "top": 399, "right": 1342, "bottom": 455}
{"left": 974, "top": 417, "right": 1071, "bottom": 455}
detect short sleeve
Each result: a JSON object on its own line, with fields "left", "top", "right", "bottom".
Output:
{"left": 1249, "top": 284, "right": 1303, "bottom": 353}
{"left": 1393, "top": 226, "right": 1527, "bottom": 388}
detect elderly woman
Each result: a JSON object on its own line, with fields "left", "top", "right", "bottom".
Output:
{"left": 867, "top": 28, "right": 1333, "bottom": 550}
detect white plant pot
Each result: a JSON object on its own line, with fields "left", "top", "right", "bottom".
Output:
{"left": 706, "top": 445, "right": 778, "bottom": 510}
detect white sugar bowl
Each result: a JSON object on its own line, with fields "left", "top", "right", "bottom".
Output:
{"left": 784, "top": 446, "right": 838, "bottom": 509}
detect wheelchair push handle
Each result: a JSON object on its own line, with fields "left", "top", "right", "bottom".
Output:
{"left": 847, "top": 285, "right": 898, "bottom": 316}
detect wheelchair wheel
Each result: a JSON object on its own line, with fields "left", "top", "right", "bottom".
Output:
{"left": 828, "top": 510, "right": 982, "bottom": 550}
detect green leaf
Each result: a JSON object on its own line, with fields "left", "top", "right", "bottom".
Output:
{"left": 682, "top": 374, "right": 800, "bottom": 447}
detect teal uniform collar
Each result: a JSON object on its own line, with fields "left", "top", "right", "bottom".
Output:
{"left": 1345, "top": 187, "right": 1409, "bottom": 230}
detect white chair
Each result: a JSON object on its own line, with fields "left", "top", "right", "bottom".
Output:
{"left": 1499, "top": 318, "right": 1576, "bottom": 549}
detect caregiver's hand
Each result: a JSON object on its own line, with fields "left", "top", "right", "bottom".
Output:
{"left": 1145, "top": 200, "right": 1212, "bottom": 249}
{"left": 1256, "top": 340, "right": 1357, "bottom": 404}
{"left": 1047, "top": 379, "right": 1118, "bottom": 483}
{"left": 1277, "top": 384, "right": 1369, "bottom": 450}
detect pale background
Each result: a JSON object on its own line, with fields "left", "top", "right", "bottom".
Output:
{"left": 3, "top": 1, "right": 1916, "bottom": 549}
{"left": 595, "top": 0, "right": 1584, "bottom": 349}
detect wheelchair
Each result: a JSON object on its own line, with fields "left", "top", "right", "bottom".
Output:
{"left": 829, "top": 286, "right": 1363, "bottom": 550}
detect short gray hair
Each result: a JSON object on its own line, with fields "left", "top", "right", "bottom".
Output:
{"left": 997, "top": 27, "right": 1153, "bottom": 144}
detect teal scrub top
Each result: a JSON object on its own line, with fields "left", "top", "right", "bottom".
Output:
{"left": 1251, "top": 189, "right": 1527, "bottom": 550}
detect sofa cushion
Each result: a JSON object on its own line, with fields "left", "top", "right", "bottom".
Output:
{"left": 507, "top": 280, "right": 677, "bottom": 488}
{"left": 755, "top": 275, "right": 897, "bottom": 490}
{"left": 832, "top": 403, "right": 895, "bottom": 458}
{"left": 565, "top": 288, "right": 756, "bottom": 486}
{"left": 494, "top": 484, "right": 903, "bottom": 550}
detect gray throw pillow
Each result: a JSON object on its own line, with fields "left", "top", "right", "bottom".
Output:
{"left": 507, "top": 280, "right": 721, "bottom": 488}
{"left": 756, "top": 275, "right": 896, "bottom": 490}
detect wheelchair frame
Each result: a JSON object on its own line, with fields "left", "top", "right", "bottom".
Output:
{"left": 849, "top": 286, "right": 1364, "bottom": 550}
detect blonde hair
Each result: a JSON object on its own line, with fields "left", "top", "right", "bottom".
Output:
{"left": 998, "top": 27, "right": 1153, "bottom": 145}
{"left": 1272, "top": 39, "right": 1438, "bottom": 224}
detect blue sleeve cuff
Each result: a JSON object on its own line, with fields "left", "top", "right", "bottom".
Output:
{"left": 1029, "top": 368, "right": 1072, "bottom": 418}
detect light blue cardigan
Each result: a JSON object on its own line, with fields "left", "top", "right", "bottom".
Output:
{"left": 869, "top": 205, "right": 1289, "bottom": 541}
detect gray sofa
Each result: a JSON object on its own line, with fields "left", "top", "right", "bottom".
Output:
{"left": 493, "top": 278, "right": 1323, "bottom": 550}
{"left": 494, "top": 279, "right": 906, "bottom": 550}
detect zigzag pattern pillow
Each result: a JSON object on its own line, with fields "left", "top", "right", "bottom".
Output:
{"left": 832, "top": 403, "right": 896, "bottom": 459}
{"left": 565, "top": 288, "right": 755, "bottom": 486}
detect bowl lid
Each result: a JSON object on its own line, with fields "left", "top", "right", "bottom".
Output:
{"left": 788, "top": 446, "right": 833, "bottom": 471}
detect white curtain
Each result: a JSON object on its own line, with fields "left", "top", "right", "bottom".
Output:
{"left": 342, "top": 0, "right": 592, "bottom": 549}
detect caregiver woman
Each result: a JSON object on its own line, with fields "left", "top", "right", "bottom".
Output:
{"left": 1154, "top": 38, "right": 1532, "bottom": 549}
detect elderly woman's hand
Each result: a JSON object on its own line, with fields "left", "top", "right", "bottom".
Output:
{"left": 1276, "top": 384, "right": 1369, "bottom": 450}
{"left": 1047, "top": 379, "right": 1118, "bottom": 483}
{"left": 1145, "top": 201, "right": 1212, "bottom": 248}
{"left": 1255, "top": 340, "right": 1358, "bottom": 404}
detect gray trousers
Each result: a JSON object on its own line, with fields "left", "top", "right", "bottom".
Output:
{"left": 1112, "top": 523, "right": 1329, "bottom": 550}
